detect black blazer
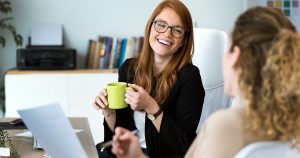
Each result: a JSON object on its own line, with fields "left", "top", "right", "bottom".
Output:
{"left": 103, "top": 58, "right": 205, "bottom": 158}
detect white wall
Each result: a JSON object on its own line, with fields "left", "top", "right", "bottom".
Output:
{"left": 0, "top": 0, "right": 244, "bottom": 143}
{"left": 244, "top": 0, "right": 300, "bottom": 31}
{"left": 0, "top": 0, "right": 244, "bottom": 76}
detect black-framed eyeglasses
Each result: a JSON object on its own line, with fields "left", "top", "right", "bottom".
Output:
{"left": 152, "top": 20, "right": 187, "bottom": 38}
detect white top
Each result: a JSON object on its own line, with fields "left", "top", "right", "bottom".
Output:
{"left": 133, "top": 111, "right": 147, "bottom": 148}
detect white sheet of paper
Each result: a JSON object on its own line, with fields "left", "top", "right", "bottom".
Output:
{"left": 17, "top": 103, "right": 87, "bottom": 158}
{"left": 15, "top": 129, "right": 84, "bottom": 138}
{"left": 0, "top": 147, "right": 10, "bottom": 156}
{"left": 30, "top": 23, "right": 63, "bottom": 46}
{"left": 15, "top": 131, "right": 32, "bottom": 137}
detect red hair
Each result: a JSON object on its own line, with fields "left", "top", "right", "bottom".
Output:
{"left": 134, "top": 0, "right": 194, "bottom": 105}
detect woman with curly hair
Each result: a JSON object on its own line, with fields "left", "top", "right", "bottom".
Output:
{"left": 110, "top": 6, "right": 300, "bottom": 158}
{"left": 184, "top": 6, "right": 300, "bottom": 158}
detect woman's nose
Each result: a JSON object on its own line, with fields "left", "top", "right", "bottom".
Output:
{"left": 163, "top": 27, "right": 173, "bottom": 37}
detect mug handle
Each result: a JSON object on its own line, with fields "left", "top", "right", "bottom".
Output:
{"left": 126, "top": 87, "right": 135, "bottom": 91}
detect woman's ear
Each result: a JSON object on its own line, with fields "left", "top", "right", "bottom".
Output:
{"left": 230, "top": 46, "right": 241, "bottom": 68}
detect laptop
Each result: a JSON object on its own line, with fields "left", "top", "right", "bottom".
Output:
{"left": 17, "top": 103, "right": 90, "bottom": 158}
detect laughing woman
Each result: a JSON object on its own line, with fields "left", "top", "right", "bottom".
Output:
{"left": 93, "top": 0, "right": 205, "bottom": 158}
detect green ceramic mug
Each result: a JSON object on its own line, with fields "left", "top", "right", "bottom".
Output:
{"left": 107, "top": 82, "right": 130, "bottom": 109}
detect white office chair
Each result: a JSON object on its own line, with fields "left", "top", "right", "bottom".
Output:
{"left": 192, "top": 28, "right": 232, "bottom": 132}
{"left": 234, "top": 141, "right": 300, "bottom": 158}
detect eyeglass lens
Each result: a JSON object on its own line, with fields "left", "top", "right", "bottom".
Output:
{"left": 153, "top": 21, "right": 185, "bottom": 38}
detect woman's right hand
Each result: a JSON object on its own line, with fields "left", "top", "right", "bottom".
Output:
{"left": 112, "top": 127, "right": 147, "bottom": 158}
{"left": 93, "top": 88, "right": 116, "bottom": 131}
{"left": 93, "top": 88, "right": 111, "bottom": 113}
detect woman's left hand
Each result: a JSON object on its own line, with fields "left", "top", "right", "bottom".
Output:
{"left": 125, "top": 84, "right": 159, "bottom": 113}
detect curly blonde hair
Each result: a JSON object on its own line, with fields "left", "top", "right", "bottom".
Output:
{"left": 231, "top": 7, "right": 300, "bottom": 146}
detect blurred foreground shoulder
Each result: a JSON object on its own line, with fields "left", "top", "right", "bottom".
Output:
{"left": 185, "top": 108, "right": 246, "bottom": 158}
{"left": 205, "top": 108, "right": 245, "bottom": 134}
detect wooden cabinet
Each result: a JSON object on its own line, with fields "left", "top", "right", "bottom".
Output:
{"left": 5, "top": 69, "right": 118, "bottom": 144}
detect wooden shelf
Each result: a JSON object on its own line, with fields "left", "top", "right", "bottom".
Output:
{"left": 7, "top": 69, "right": 118, "bottom": 74}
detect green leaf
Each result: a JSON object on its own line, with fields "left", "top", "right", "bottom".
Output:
{"left": 0, "top": 0, "right": 23, "bottom": 47}
{"left": 15, "top": 34, "right": 22, "bottom": 46}
{"left": 0, "top": 36, "right": 5, "bottom": 47}
{"left": 0, "top": 17, "right": 13, "bottom": 23}
{"left": 0, "top": 1, "right": 12, "bottom": 14}
{"left": 0, "top": 22, "right": 23, "bottom": 47}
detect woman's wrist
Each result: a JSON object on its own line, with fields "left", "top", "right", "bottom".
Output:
{"left": 145, "top": 99, "right": 160, "bottom": 115}
{"left": 102, "top": 109, "right": 115, "bottom": 118}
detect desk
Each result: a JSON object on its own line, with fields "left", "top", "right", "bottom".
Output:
{"left": 0, "top": 118, "right": 99, "bottom": 158}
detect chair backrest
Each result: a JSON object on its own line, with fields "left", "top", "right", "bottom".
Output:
{"left": 192, "top": 28, "right": 232, "bottom": 132}
{"left": 234, "top": 141, "right": 300, "bottom": 158}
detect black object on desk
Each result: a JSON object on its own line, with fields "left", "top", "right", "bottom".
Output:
{"left": 0, "top": 119, "right": 27, "bottom": 129}
{"left": 17, "top": 47, "right": 76, "bottom": 70}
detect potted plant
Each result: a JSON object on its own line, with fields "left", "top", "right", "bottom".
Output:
{"left": 0, "top": 1, "right": 22, "bottom": 156}
{"left": 0, "top": 127, "right": 20, "bottom": 157}
{"left": 0, "top": 0, "right": 22, "bottom": 47}
{"left": 0, "top": 0, "right": 23, "bottom": 113}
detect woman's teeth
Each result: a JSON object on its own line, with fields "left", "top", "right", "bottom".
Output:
{"left": 158, "top": 39, "right": 171, "bottom": 46}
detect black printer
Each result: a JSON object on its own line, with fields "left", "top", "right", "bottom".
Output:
{"left": 17, "top": 47, "right": 76, "bottom": 70}
{"left": 17, "top": 24, "right": 76, "bottom": 70}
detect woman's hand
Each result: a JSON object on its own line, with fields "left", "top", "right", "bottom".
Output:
{"left": 125, "top": 84, "right": 160, "bottom": 114}
{"left": 92, "top": 88, "right": 114, "bottom": 114}
{"left": 112, "top": 127, "right": 147, "bottom": 158}
{"left": 93, "top": 88, "right": 116, "bottom": 131}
